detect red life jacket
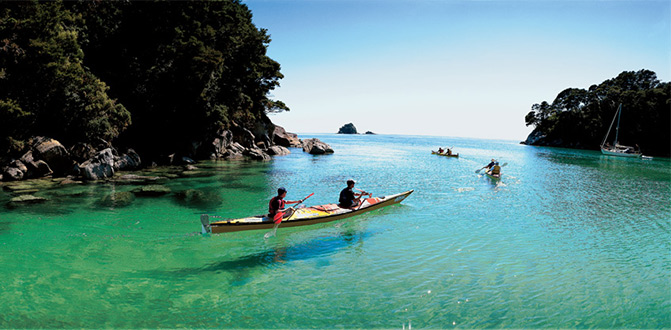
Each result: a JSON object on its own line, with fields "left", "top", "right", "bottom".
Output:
{"left": 268, "top": 196, "right": 285, "bottom": 215}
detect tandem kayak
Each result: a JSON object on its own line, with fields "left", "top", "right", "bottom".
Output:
{"left": 431, "top": 151, "right": 459, "bottom": 158}
{"left": 484, "top": 171, "right": 501, "bottom": 180}
{"left": 200, "top": 190, "right": 414, "bottom": 234}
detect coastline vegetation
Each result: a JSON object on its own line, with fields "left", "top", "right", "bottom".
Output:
{"left": 0, "top": 0, "right": 288, "bottom": 160}
{"left": 524, "top": 69, "right": 670, "bottom": 157}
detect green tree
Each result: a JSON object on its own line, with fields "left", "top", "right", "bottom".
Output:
{"left": 0, "top": 1, "right": 131, "bottom": 154}
{"left": 525, "top": 70, "right": 670, "bottom": 156}
{"left": 71, "top": 0, "right": 288, "bottom": 157}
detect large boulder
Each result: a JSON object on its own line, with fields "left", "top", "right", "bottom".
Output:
{"left": 244, "top": 148, "right": 271, "bottom": 161}
{"left": 272, "top": 126, "right": 301, "bottom": 147}
{"left": 267, "top": 145, "right": 290, "bottom": 156}
{"left": 114, "top": 149, "right": 142, "bottom": 171}
{"left": 78, "top": 148, "right": 115, "bottom": 180}
{"left": 20, "top": 151, "right": 53, "bottom": 178}
{"left": 223, "top": 142, "right": 246, "bottom": 159}
{"left": 337, "top": 123, "right": 358, "bottom": 134}
{"left": 2, "top": 160, "right": 26, "bottom": 181}
{"left": 202, "top": 129, "right": 234, "bottom": 159}
{"left": 32, "top": 137, "right": 73, "bottom": 175}
{"left": 302, "top": 138, "right": 334, "bottom": 155}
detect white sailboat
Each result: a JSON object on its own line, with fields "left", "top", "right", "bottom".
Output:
{"left": 600, "top": 104, "right": 641, "bottom": 157}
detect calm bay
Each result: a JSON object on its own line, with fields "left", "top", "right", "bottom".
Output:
{"left": 1, "top": 134, "right": 669, "bottom": 328}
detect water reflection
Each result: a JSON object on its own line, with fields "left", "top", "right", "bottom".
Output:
{"left": 168, "top": 228, "right": 372, "bottom": 285}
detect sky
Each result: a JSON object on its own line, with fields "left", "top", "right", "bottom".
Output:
{"left": 243, "top": 0, "right": 671, "bottom": 141}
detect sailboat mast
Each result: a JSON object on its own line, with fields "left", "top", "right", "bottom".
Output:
{"left": 614, "top": 103, "right": 622, "bottom": 145}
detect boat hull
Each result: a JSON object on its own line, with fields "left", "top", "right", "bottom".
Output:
{"left": 431, "top": 151, "right": 459, "bottom": 158}
{"left": 485, "top": 172, "right": 501, "bottom": 180}
{"left": 202, "top": 190, "right": 414, "bottom": 234}
{"left": 600, "top": 148, "right": 641, "bottom": 158}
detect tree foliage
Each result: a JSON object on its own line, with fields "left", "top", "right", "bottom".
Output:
{"left": 0, "top": 0, "right": 288, "bottom": 157}
{"left": 0, "top": 1, "right": 131, "bottom": 154}
{"left": 525, "top": 70, "right": 670, "bottom": 157}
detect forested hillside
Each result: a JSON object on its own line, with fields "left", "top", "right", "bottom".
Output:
{"left": 523, "top": 70, "right": 670, "bottom": 157}
{"left": 0, "top": 0, "right": 288, "bottom": 159}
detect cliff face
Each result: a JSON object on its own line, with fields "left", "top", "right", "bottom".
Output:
{"left": 521, "top": 128, "right": 590, "bottom": 150}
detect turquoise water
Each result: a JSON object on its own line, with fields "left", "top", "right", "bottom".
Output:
{"left": 1, "top": 134, "right": 670, "bottom": 328}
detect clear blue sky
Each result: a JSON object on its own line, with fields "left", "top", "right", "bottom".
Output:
{"left": 244, "top": 0, "right": 671, "bottom": 140}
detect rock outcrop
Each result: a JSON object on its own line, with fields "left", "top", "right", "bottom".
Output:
{"left": 273, "top": 126, "right": 301, "bottom": 147}
{"left": 302, "top": 138, "right": 334, "bottom": 155}
{"left": 0, "top": 123, "right": 313, "bottom": 182}
{"left": 337, "top": 123, "right": 358, "bottom": 134}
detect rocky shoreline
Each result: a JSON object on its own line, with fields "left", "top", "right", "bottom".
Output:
{"left": 1, "top": 124, "right": 334, "bottom": 184}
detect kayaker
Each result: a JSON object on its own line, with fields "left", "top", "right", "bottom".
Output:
{"left": 487, "top": 163, "right": 501, "bottom": 177}
{"left": 339, "top": 179, "right": 371, "bottom": 209}
{"left": 480, "top": 159, "right": 497, "bottom": 171}
{"left": 268, "top": 187, "right": 303, "bottom": 218}
{"left": 438, "top": 147, "right": 444, "bottom": 154}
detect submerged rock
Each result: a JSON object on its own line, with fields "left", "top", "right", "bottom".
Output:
{"left": 8, "top": 194, "right": 47, "bottom": 207}
{"left": 132, "top": 185, "right": 171, "bottom": 196}
{"left": 98, "top": 191, "right": 135, "bottom": 208}
{"left": 173, "top": 189, "right": 223, "bottom": 209}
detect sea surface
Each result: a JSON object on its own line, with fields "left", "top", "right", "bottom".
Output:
{"left": 1, "top": 134, "right": 669, "bottom": 329}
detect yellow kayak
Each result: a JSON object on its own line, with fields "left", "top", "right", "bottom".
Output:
{"left": 201, "top": 190, "right": 414, "bottom": 234}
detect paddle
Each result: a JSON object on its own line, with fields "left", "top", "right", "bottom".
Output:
{"left": 355, "top": 188, "right": 372, "bottom": 210}
{"left": 264, "top": 193, "right": 314, "bottom": 239}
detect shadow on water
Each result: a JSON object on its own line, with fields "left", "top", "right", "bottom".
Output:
{"left": 165, "top": 228, "right": 372, "bottom": 285}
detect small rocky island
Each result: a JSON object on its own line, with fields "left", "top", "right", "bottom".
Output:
{"left": 337, "top": 123, "right": 358, "bottom": 134}
{"left": 337, "top": 123, "right": 375, "bottom": 135}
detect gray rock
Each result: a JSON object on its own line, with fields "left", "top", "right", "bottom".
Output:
{"left": 32, "top": 137, "right": 73, "bottom": 175}
{"left": 302, "top": 138, "right": 335, "bottom": 155}
{"left": 114, "top": 149, "right": 141, "bottom": 171}
{"left": 267, "top": 145, "right": 290, "bottom": 156}
{"left": 272, "top": 126, "right": 301, "bottom": 147}
{"left": 79, "top": 148, "right": 115, "bottom": 180}
{"left": 337, "top": 123, "right": 358, "bottom": 134}
{"left": 98, "top": 191, "right": 135, "bottom": 208}
{"left": 8, "top": 194, "right": 47, "bottom": 206}
{"left": 2, "top": 160, "right": 25, "bottom": 181}
{"left": 132, "top": 185, "right": 171, "bottom": 196}
{"left": 114, "top": 174, "right": 163, "bottom": 185}
{"left": 244, "top": 148, "right": 271, "bottom": 161}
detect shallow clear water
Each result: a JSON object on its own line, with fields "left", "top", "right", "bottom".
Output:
{"left": 1, "top": 134, "right": 669, "bottom": 328}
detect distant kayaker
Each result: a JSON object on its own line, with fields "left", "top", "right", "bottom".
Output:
{"left": 339, "top": 179, "right": 371, "bottom": 209}
{"left": 268, "top": 187, "right": 303, "bottom": 218}
{"left": 487, "top": 163, "right": 501, "bottom": 177}
{"left": 480, "top": 159, "right": 497, "bottom": 172}
{"left": 438, "top": 147, "right": 444, "bottom": 154}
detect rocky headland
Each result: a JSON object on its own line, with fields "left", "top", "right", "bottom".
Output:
{"left": 0, "top": 124, "right": 333, "bottom": 184}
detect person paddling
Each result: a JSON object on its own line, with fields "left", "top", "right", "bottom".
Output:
{"left": 268, "top": 187, "right": 303, "bottom": 220}
{"left": 487, "top": 162, "right": 501, "bottom": 178}
{"left": 479, "top": 159, "right": 497, "bottom": 172}
{"left": 338, "top": 179, "right": 371, "bottom": 209}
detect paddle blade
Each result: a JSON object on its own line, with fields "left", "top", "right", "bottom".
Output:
{"left": 273, "top": 211, "right": 284, "bottom": 224}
